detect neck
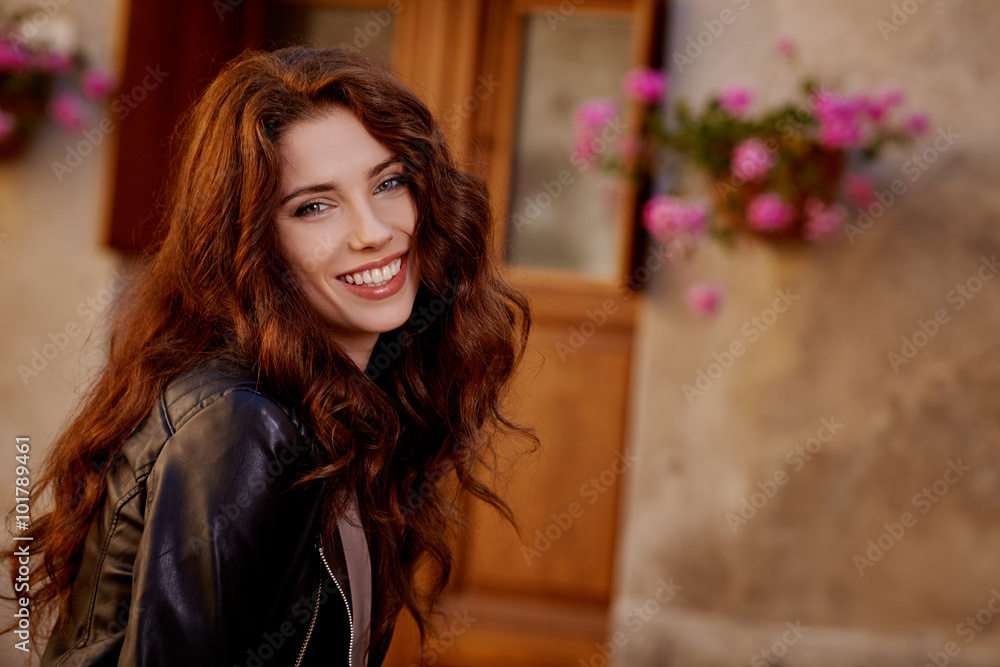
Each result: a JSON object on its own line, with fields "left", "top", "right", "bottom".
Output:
{"left": 337, "top": 332, "right": 379, "bottom": 372}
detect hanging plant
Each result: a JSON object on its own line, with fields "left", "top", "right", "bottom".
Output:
{"left": 572, "top": 37, "right": 928, "bottom": 316}
{"left": 0, "top": 9, "right": 116, "bottom": 159}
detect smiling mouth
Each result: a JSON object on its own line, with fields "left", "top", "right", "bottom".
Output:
{"left": 336, "top": 256, "right": 403, "bottom": 287}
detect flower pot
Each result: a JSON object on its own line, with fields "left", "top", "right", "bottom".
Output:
{"left": 710, "top": 146, "right": 845, "bottom": 241}
{"left": 0, "top": 72, "right": 53, "bottom": 161}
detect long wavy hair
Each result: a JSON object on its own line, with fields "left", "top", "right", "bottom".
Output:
{"left": 2, "top": 46, "right": 533, "bottom": 659}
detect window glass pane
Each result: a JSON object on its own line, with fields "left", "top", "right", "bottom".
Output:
{"left": 506, "top": 14, "right": 633, "bottom": 279}
{"left": 263, "top": 4, "right": 396, "bottom": 65}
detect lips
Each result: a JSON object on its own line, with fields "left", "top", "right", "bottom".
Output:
{"left": 335, "top": 251, "right": 409, "bottom": 301}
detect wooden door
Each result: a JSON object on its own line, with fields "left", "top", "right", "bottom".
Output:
{"left": 381, "top": 2, "right": 664, "bottom": 665}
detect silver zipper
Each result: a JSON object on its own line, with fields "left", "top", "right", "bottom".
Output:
{"left": 293, "top": 581, "right": 323, "bottom": 667}
{"left": 319, "top": 543, "right": 354, "bottom": 667}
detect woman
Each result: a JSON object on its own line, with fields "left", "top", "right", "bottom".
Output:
{"left": 2, "top": 46, "right": 533, "bottom": 666}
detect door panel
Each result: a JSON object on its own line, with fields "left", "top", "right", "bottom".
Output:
{"left": 461, "top": 275, "right": 638, "bottom": 604}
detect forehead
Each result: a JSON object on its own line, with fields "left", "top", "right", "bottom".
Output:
{"left": 277, "top": 107, "right": 392, "bottom": 184}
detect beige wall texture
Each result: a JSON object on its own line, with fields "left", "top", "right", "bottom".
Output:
{"left": 0, "top": 0, "right": 126, "bottom": 664}
{"left": 612, "top": 1, "right": 1000, "bottom": 666}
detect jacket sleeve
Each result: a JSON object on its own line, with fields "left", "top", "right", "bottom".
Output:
{"left": 118, "top": 389, "right": 323, "bottom": 666}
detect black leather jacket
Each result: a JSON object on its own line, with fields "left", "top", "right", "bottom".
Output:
{"left": 41, "top": 356, "right": 392, "bottom": 666}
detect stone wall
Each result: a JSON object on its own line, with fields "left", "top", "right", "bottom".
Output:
{"left": 613, "top": 1, "right": 1000, "bottom": 665}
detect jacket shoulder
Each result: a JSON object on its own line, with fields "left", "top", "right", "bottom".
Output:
{"left": 123, "top": 355, "right": 319, "bottom": 476}
{"left": 161, "top": 356, "right": 292, "bottom": 431}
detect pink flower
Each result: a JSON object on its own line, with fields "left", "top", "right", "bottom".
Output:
{"left": 731, "top": 138, "right": 774, "bottom": 183}
{"left": 0, "top": 42, "right": 31, "bottom": 71}
{"left": 879, "top": 88, "right": 904, "bottom": 108}
{"left": 571, "top": 134, "right": 597, "bottom": 169}
{"left": 0, "top": 110, "right": 16, "bottom": 142}
{"left": 642, "top": 195, "right": 708, "bottom": 240}
{"left": 623, "top": 66, "right": 668, "bottom": 103}
{"left": 812, "top": 91, "right": 864, "bottom": 148}
{"left": 719, "top": 85, "right": 753, "bottom": 118}
{"left": 803, "top": 197, "right": 846, "bottom": 242}
{"left": 860, "top": 96, "right": 885, "bottom": 123}
{"left": 82, "top": 68, "right": 117, "bottom": 99}
{"left": 684, "top": 282, "right": 724, "bottom": 318}
{"left": 48, "top": 92, "right": 87, "bottom": 133}
{"left": 776, "top": 36, "right": 796, "bottom": 58}
{"left": 819, "top": 117, "right": 861, "bottom": 148}
{"left": 571, "top": 99, "right": 618, "bottom": 169}
{"left": 861, "top": 89, "right": 903, "bottom": 123}
{"left": 573, "top": 98, "right": 617, "bottom": 132}
{"left": 843, "top": 173, "right": 875, "bottom": 209}
{"left": 746, "top": 192, "right": 795, "bottom": 232}
{"left": 904, "top": 112, "right": 929, "bottom": 135}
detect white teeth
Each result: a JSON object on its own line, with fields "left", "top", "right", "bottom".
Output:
{"left": 337, "top": 256, "right": 404, "bottom": 286}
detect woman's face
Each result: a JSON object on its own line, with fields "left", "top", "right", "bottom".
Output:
{"left": 274, "top": 106, "right": 420, "bottom": 364}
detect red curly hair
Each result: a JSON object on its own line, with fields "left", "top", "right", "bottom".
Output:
{"left": 2, "top": 45, "right": 534, "bottom": 659}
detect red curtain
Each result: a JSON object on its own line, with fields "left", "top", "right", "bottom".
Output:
{"left": 105, "top": 0, "right": 263, "bottom": 254}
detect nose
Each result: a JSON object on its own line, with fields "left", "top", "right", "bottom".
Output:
{"left": 347, "top": 197, "right": 393, "bottom": 251}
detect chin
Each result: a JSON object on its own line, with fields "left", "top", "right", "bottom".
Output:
{"left": 365, "top": 313, "right": 412, "bottom": 335}
{"left": 333, "top": 305, "right": 414, "bottom": 337}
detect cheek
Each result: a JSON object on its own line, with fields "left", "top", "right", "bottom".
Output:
{"left": 385, "top": 194, "right": 417, "bottom": 234}
{"left": 283, "top": 225, "right": 344, "bottom": 275}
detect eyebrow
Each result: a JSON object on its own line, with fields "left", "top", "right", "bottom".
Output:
{"left": 279, "top": 157, "right": 401, "bottom": 206}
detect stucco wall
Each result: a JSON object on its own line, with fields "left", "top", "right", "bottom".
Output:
{"left": 613, "top": 1, "right": 1000, "bottom": 665}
